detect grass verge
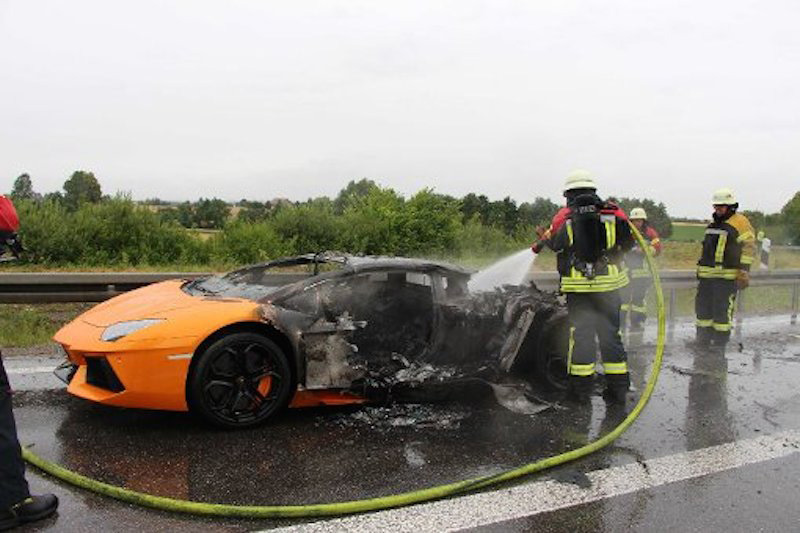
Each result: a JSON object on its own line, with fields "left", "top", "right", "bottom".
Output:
{"left": 0, "top": 304, "right": 90, "bottom": 348}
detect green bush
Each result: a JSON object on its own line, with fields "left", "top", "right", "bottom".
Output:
{"left": 398, "top": 189, "right": 461, "bottom": 256}
{"left": 11, "top": 185, "right": 563, "bottom": 269}
{"left": 339, "top": 187, "right": 407, "bottom": 254}
{"left": 453, "top": 216, "right": 525, "bottom": 259}
{"left": 17, "top": 196, "right": 201, "bottom": 266}
{"left": 271, "top": 201, "right": 344, "bottom": 255}
{"left": 213, "top": 221, "right": 291, "bottom": 264}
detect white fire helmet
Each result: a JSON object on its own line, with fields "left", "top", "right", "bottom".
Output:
{"left": 563, "top": 169, "right": 597, "bottom": 193}
{"left": 712, "top": 188, "right": 737, "bottom": 205}
{"left": 629, "top": 207, "right": 647, "bottom": 220}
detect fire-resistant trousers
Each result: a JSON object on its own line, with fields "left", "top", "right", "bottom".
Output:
{"left": 620, "top": 276, "right": 650, "bottom": 327}
{"left": 565, "top": 291, "right": 628, "bottom": 382}
{"left": 0, "top": 352, "right": 31, "bottom": 509}
{"left": 695, "top": 278, "right": 737, "bottom": 344}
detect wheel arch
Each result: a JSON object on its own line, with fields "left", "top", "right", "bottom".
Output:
{"left": 184, "top": 321, "right": 298, "bottom": 408}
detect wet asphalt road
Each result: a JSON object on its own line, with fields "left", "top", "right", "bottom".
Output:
{"left": 6, "top": 315, "right": 800, "bottom": 532}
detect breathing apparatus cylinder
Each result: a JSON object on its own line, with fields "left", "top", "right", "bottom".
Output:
{"left": 571, "top": 193, "right": 605, "bottom": 278}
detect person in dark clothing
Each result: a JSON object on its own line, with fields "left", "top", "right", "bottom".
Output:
{"left": 0, "top": 355, "right": 59, "bottom": 530}
{"left": 532, "top": 170, "right": 635, "bottom": 403}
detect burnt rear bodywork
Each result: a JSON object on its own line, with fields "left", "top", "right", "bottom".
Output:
{"left": 184, "top": 253, "right": 568, "bottom": 402}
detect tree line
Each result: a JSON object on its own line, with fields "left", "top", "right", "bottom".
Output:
{"left": 23, "top": 170, "right": 800, "bottom": 268}
{"left": 10, "top": 173, "right": 676, "bottom": 232}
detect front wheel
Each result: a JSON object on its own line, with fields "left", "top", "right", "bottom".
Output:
{"left": 188, "top": 332, "right": 294, "bottom": 429}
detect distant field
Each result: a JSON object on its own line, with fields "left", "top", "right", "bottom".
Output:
{"left": 670, "top": 222, "right": 706, "bottom": 242}
{"left": 534, "top": 240, "right": 800, "bottom": 271}
{"left": 187, "top": 228, "right": 221, "bottom": 241}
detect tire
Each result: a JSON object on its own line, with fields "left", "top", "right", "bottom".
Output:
{"left": 533, "top": 311, "right": 570, "bottom": 391}
{"left": 188, "top": 332, "right": 294, "bottom": 429}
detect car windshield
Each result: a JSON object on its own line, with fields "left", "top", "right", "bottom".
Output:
{"left": 181, "top": 254, "right": 349, "bottom": 301}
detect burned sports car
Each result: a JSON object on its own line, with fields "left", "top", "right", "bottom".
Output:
{"left": 54, "top": 253, "right": 569, "bottom": 428}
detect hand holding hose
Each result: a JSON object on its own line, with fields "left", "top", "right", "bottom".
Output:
{"left": 736, "top": 270, "right": 749, "bottom": 290}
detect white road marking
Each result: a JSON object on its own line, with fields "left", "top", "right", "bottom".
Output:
{"left": 265, "top": 429, "right": 800, "bottom": 533}
{"left": 6, "top": 366, "right": 56, "bottom": 375}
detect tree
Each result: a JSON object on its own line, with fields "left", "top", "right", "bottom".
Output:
{"left": 334, "top": 178, "right": 380, "bottom": 214}
{"left": 11, "top": 173, "right": 36, "bottom": 200}
{"left": 518, "top": 197, "right": 559, "bottom": 228}
{"left": 780, "top": 191, "right": 800, "bottom": 244}
{"left": 63, "top": 170, "right": 102, "bottom": 209}
{"left": 485, "top": 197, "right": 519, "bottom": 235}
{"left": 613, "top": 197, "right": 673, "bottom": 238}
{"left": 194, "top": 198, "right": 229, "bottom": 229}
{"left": 399, "top": 189, "right": 461, "bottom": 255}
{"left": 237, "top": 200, "right": 271, "bottom": 223}
{"left": 176, "top": 202, "right": 195, "bottom": 228}
{"left": 460, "top": 193, "right": 491, "bottom": 225}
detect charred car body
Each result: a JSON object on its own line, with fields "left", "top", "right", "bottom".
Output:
{"left": 54, "top": 253, "right": 569, "bottom": 428}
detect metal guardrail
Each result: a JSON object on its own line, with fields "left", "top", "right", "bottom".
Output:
{"left": 1, "top": 269, "right": 799, "bottom": 322}
{"left": 0, "top": 272, "right": 306, "bottom": 303}
{"left": 528, "top": 269, "right": 800, "bottom": 323}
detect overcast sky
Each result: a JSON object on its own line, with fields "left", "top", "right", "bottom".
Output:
{"left": 1, "top": 0, "right": 798, "bottom": 218}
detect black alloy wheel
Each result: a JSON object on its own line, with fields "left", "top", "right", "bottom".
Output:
{"left": 189, "top": 332, "right": 293, "bottom": 428}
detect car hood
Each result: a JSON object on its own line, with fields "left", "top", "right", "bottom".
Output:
{"left": 80, "top": 279, "right": 215, "bottom": 327}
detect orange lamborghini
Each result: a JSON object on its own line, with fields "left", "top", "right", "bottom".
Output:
{"left": 54, "top": 253, "right": 568, "bottom": 428}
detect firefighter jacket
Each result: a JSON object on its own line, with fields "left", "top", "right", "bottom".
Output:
{"left": 697, "top": 211, "right": 755, "bottom": 280}
{"left": 532, "top": 200, "right": 634, "bottom": 293}
{"left": 625, "top": 224, "right": 662, "bottom": 278}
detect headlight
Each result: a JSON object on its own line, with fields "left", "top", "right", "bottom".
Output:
{"left": 100, "top": 319, "right": 164, "bottom": 342}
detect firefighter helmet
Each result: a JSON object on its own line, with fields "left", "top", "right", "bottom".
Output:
{"left": 563, "top": 169, "right": 596, "bottom": 193}
{"left": 712, "top": 188, "right": 737, "bottom": 205}
{"left": 629, "top": 207, "right": 647, "bottom": 220}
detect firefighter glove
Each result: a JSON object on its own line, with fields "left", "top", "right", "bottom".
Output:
{"left": 736, "top": 269, "right": 749, "bottom": 289}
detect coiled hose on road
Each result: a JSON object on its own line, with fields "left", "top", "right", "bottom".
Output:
{"left": 22, "top": 224, "right": 665, "bottom": 519}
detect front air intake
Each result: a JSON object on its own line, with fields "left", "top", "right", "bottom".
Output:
{"left": 85, "top": 357, "right": 125, "bottom": 393}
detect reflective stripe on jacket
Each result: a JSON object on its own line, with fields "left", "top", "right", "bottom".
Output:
{"left": 696, "top": 212, "right": 755, "bottom": 279}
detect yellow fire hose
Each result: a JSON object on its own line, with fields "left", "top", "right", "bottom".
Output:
{"left": 22, "top": 224, "right": 665, "bottom": 519}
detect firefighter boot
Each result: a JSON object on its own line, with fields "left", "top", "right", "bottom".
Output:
{"left": 0, "top": 494, "right": 59, "bottom": 531}
{"left": 566, "top": 375, "right": 593, "bottom": 404}
{"left": 603, "top": 373, "right": 630, "bottom": 405}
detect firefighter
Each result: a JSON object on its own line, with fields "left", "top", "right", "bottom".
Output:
{"left": 532, "top": 170, "right": 634, "bottom": 403}
{"left": 1, "top": 352, "right": 59, "bottom": 530}
{"left": 693, "top": 188, "right": 755, "bottom": 349}
{"left": 0, "top": 194, "right": 23, "bottom": 259}
{"left": 620, "top": 207, "right": 662, "bottom": 331}
{"left": 1, "top": 198, "right": 58, "bottom": 530}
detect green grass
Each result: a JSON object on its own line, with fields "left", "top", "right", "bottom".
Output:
{"left": 670, "top": 222, "right": 707, "bottom": 242}
{"left": 0, "top": 304, "right": 90, "bottom": 347}
{"left": 641, "top": 285, "right": 796, "bottom": 318}
{"left": 534, "top": 241, "right": 800, "bottom": 272}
